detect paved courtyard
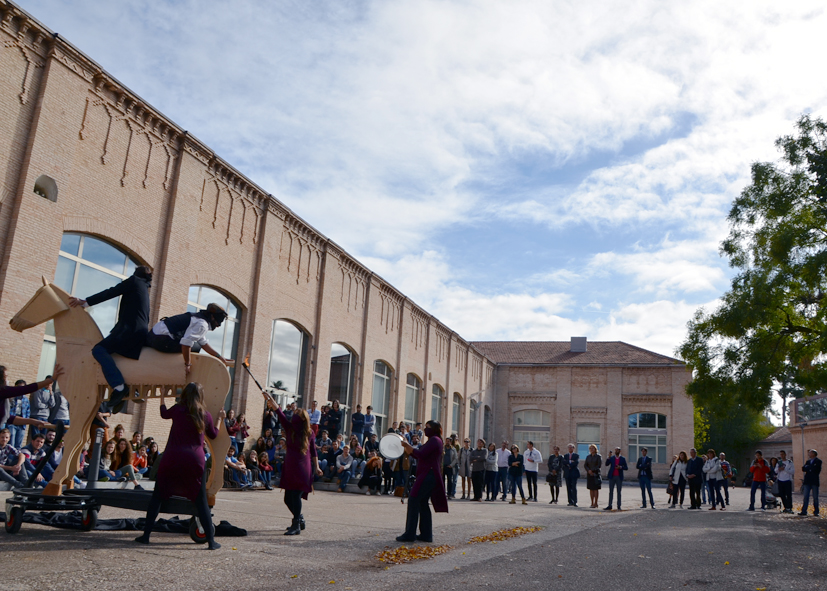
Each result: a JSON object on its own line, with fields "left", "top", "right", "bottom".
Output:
{"left": 2, "top": 483, "right": 825, "bottom": 591}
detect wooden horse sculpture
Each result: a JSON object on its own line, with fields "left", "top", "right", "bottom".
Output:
{"left": 9, "top": 278, "right": 233, "bottom": 503}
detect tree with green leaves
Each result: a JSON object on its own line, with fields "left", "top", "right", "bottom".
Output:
{"left": 679, "top": 115, "right": 827, "bottom": 418}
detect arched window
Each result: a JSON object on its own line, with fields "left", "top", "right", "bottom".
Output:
{"left": 371, "top": 361, "right": 392, "bottom": 435}
{"left": 628, "top": 412, "right": 667, "bottom": 464}
{"left": 405, "top": 373, "right": 421, "bottom": 424}
{"left": 452, "top": 393, "right": 462, "bottom": 436}
{"left": 483, "top": 405, "right": 492, "bottom": 444}
{"left": 576, "top": 423, "right": 601, "bottom": 458}
{"left": 40, "top": 233, "right": 140, "bottom": 380}
{"left": 188, "top": 285, "right": 242, "bottom": 408}
{"left": 431, "top": 384, "right": 445, "bottom": 423}
{"left": 513, "top": 410, "right": 550, "bottom": 458}
{"left": 469, "top": 400, "right": 479, "bottom": 444}
{"left": 328, "top": 343, "right": 356, "bottom": 418}
{"left": 267, "top": 320, "right": 309, "bottom": 408}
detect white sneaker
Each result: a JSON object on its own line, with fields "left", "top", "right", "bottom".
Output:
{"left": 366, "top": 490, "right": 371, "bottom": 495}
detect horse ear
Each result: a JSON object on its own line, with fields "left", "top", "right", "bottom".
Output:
{"left": 42, "top": 276, "right": 49, "bottom": 286}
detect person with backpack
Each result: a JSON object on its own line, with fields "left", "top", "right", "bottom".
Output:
{"left": 719, "top": 452, "right": 732, "bottom": 505}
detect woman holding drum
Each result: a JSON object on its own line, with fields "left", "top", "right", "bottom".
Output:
{"left": 390, "top": 420, "right": 448, "bottom": 543}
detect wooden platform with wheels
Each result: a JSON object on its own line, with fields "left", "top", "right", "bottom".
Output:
{"left": 4, "top": 488, "right": 101, "bottom": 534}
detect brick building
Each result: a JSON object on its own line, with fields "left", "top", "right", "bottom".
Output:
{"left": 0, "top": 2, "right": 693, "bottom": 472}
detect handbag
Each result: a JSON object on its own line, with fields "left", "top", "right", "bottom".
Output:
{"left": 394, "top": 485, "right": 405, "bottom": 497}
{"left": 666, "top": 481, "right": 675, "bottom": 495}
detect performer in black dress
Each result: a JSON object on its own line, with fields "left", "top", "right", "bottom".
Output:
{"left": 69, "top": 266, "right": 152, "bottom": 413}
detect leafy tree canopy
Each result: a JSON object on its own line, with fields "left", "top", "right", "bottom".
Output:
{"left": 679, "top": 115, "right": 827, "bottom": 414}
{"left": 694, "top": 403, "right": 774, "bottom": 469}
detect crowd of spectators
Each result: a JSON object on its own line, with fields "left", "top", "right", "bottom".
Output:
{"left": 1, "top": 381, "right": 823, "bottom": 521}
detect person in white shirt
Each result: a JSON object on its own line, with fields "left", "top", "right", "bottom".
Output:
{"left": 146, "top": 303, "right": 233, "bottom": 374}
{"left": 309, "top": 400, "right": 321, "bottom": 436}
{"left": 776, "top": 450, "right": 795, "bottom": 513}
{"left": 496, "top": 441, "right": 511, "bottom": 501}
{"left": 523, "top": 441, "right": 543, "bottom": 502}
{"left": 669, "top": 451, "right": 688, "bottom": 508}
{"left": 702, "top": 449, "right": 725, "bottom": 510}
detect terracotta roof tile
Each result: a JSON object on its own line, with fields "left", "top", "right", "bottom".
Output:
{"left": 761, "top": 426, "right": 791, "bottom": 443}
{"left": 471, "top": 341, "right": 684, "bottom": 366}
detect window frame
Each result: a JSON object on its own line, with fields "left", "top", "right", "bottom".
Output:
{"left": 371, "top": 361, "right": 393, "bottom": 435}
{"left": 627, "top": 412, "right": 668, "bottom": 464}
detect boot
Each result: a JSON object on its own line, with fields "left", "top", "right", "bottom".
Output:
{"left": 299, "top": 514, "right": 306, "bottom": 530}
{"left": 284, "top": 518, "right": 301, "bottom": 536}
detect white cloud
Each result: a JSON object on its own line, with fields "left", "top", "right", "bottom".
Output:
{"left": 587, "top": 234, "right": 730, "bottom": 298}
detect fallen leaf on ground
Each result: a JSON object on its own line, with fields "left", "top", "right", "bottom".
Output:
{"left": 374, "top": 545, "right": 453, "bottom": 565}
{"left": 468, "top": 526, "right": 544, "bottom": 544}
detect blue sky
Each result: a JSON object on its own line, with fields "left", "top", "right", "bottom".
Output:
{"left": 21, "top": 2, "right": 827, "bottom": 417}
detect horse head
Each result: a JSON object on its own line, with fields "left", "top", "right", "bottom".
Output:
{"left": 9, "top": 277, "right": 70, "bottom": 332}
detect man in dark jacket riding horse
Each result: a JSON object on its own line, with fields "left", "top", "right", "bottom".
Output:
{"left": 69, "top": 266, "right": 153, "bottom": 413}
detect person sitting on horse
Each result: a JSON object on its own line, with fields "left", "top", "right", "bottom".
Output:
{"left": 68, "top": 266, "right": 153, "bottom": 414}
{"left": 145, "top": 303, "right": 234, "bottom": 374}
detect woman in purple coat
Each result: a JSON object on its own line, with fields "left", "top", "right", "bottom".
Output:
{"left": 261, "top": 391, "right": 321, "bottom": 536}
{"left": 396, "top": 420, "right": 448, "bottom": 543}
{"left": 135, "top": 382, "right": 225, "bottom": 550}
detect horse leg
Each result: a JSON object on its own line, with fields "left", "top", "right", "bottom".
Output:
{"left": 44, "top": 367, "right": 99, "bottom": 496}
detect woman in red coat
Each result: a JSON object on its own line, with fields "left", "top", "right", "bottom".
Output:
{"left": 396, "top": 420, "right": 448, "bottom": 543}
{"left": 135, "top": 382, "right": 225, "bottom": 550}
{"left": 261, "top": 391, "right": 321, "bottom": 536}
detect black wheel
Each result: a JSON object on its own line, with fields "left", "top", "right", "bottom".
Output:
{"left": 189, "top": 516, "right": 214, "bottom": 544}
{"left": 5, "top": 506, "right": 23, "bottom": 534}
{"left": 81, "top": 508, "right": 98, "bottom": 531}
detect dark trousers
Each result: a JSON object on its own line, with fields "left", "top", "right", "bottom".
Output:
{"left": 749, "top": 480, "right": 766, "bottom": 510}
{"left": 802, "top": 485, "right": 819, "bottom": 514}
{"left": 471, "top": 470, "right": 484, "bottom": 500}
{"left": 707, "top": 478, "right": 724, "bottom": 508}
{"left": 485, "top": 471, "right": 498, "bottom": 498}
{"left": 443, "top": 466, "right": 454, "bottom": 496}
{"left": 284, "top": 488, "right": 303, "bottom": 520}
{"left": 141, "top": 487, "right": 214, "bottom": 545}
{"left": 497, "top": 467, "right": 508, "bottom": 497}
{"left": 404, "top": 472, "right": 436, "bottom": 541}
{"left": 639, "top": 476, "right": 654, "bottom": 507}
{"left": 671, "top": 477, "right": 686, "bottom": 506}
{"left": 778, "top": 480, "right": 793, "bottom": 511}
{"left": 565, "top": 474, "right": 578, "bottom": 505}
{"left": 721, "top": 478, "right": 730, "bottom": 503}
{"left": 607, "top": 476, "right": 623, "bottom": 508}
{"left": 92, "top": 342, "right": 126, "bottom": 390}
{"left": 510, "top": 474, "right": 525, "bottom": 499}
{"left": 688, "top": 477, "right": 703, "bottom": 508}
{"left": 525, "top": 471, "right": 538, "bottom": 499}
{"left": 145, "top": 331, "right": 181, "bottom": 353}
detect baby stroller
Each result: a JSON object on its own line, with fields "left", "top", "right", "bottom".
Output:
{"left": 765, "top": 481, "right": 779, "bottom": 509}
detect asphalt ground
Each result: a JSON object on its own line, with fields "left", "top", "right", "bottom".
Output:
{"left": 1, "top": 482, "right": 825, "bottom": 591}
